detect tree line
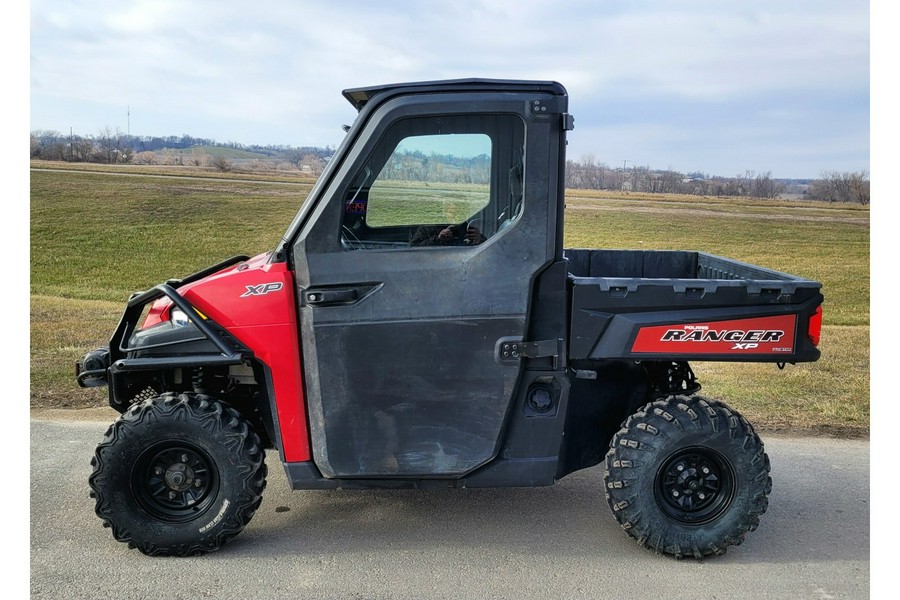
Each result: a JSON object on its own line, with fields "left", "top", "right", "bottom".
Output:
{"left": 29, "top": 129, "right": 869, "bottom": 203}
{"left": 806, "top": 170, "right": 870, "bottom": 205}
{"left": 564, "top": 156, "right": 869, "bottom": 204}
{"left": 29, "top": 128, "right": 333, "bottom": 174}
{"left": 378, "top": 150, "right": 492, "bottom": 185}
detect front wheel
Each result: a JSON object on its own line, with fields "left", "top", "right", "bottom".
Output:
{"left": 604, "top": 395, "right": 771, "bottom": 559}
{"left": 89, "top": 393, "right": 267, "bottom": 556}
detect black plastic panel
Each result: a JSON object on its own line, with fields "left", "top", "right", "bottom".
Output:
{"left": 307, "top": 317, "right": 523, "bottom": 477}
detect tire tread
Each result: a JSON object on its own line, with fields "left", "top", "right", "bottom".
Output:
{"left": 88, "top": 392, "right": 267, "bottom": 556}
{"left": 604, "top": 395, "right": 771, "bottom": 559}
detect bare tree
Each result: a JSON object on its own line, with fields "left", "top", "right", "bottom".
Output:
{"left": 580, "top": 155, "right": 603, "bottom": 189}
{"left": 40, "top": 142, "right": 67, "bottom": 161}
{"left": 849, "top": 171, "right": 870, "bottom": 205}
{"left": 188, "top": 148, "right": 209, "bottom": 167}
{"left": 658, "top": 169, "right": 681, "bottom": 194}
{"left": 133, "top": 151, "right": 158, "bottom": 165}
{"left": 284, "top": 147, "right": 327, "bottom": 173}
{"left": 30, "top": 130, "right": 66, "bottom": 160}
{"left": 733, "top": 171, "right": 752, "bottom": 196}
{"left": 95, "top": 127, "right": 120, "bottom": 163}
{"left": 159, "top": 148, "right": 183, "bottom": 166}
{"left": 301, "top": 153, "right": 325, "bottom": 175}
{"left": 565, "top": 159, "right": 585, "bottom": 188}
{"left": 71, "top": 137, "right": 95, "bottom": 162}
{"left": 284, "top": 148, "right": 305, "bottom": 169}
{"left": 810, "top": 170, "right": 870, "bottom": 204}
{"left": 34, "top": 130, "right": 61, "bottom": 146}
{"left": 751, "top": 171, "right": 786, "bottom": 199}
{"left": 210, "top": 155, "right": 233, "bottom": 172}
{"left": 628, "top": 165, "right": 652, "bottom": 193}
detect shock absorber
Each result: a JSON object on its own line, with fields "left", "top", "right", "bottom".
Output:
{"left": 192, "top": 367, "right": 206, "bottom": 394}
{"left": 644, "top": 361, "right": 701, "bottom": 399}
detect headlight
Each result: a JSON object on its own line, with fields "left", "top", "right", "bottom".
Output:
{"left": 170, "top": 307, "right": 191, "bottom": 327}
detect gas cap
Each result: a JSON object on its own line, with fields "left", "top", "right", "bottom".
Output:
{"left": 528, "top": 388, "right": 553, "bottom": 413}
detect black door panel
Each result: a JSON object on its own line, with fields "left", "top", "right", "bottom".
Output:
{"left": 305, "top": 317, "right": 522, "bottom": 477}
{"left": 291, "top": 91, "right": 562, "bottom": 478}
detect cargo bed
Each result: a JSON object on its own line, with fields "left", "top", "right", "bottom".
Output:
{"left": 564, "top": 249, "right": 823, "bottom": 363}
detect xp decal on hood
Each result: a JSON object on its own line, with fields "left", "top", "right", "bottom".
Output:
{"left": 241, "top": 282, "right": 284, "bottom": 297}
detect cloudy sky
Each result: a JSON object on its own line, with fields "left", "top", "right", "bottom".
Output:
{"left": 30, "top": 0, "right": 870, "bottom": 179}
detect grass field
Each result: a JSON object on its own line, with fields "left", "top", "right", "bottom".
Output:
{"left": 30, "top": 166, "right": 870, "bottom": 435}
{"left": 31, "top": 159, "right": 319, "bottom": 184}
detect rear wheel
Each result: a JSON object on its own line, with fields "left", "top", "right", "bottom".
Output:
{"left": 89, "top": 393, "right": 267, "bottom": 556}
{"left": 604, "top": 395, "right": 771, "bottom": 558}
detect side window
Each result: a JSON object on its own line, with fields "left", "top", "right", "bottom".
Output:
{"left": 341, "top": 114, "right": 525, "bottom": 250}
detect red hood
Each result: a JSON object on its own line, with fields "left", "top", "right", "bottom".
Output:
{"left": 142, "top": 252, "right": 290, "bottom": 328}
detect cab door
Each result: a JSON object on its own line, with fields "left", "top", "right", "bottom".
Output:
{"left": 291, "top": 92, "right": 560, "bottom": 478}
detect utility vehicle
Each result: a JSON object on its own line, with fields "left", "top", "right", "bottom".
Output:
{"left": 78, "top": 79, "right": 823, "bottom": 558}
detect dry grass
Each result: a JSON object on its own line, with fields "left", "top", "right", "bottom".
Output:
{"left": 693, "top": 326, "right": 869, "bottom": 436}
{"left": 30, "top": 295, "right": 121, "bottom": 409}
{"left": 30, "top": 159, "right": 320, "bottom": 184}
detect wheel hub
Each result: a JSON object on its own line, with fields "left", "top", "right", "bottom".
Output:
{"left": 164, "top": 463, "right": 195, "bottom": 491}
{"left": 133, "top": 444, "right": 218, "bottom": 522}
{"left": 655, "top": 447, "right": 736, "bottom": 525}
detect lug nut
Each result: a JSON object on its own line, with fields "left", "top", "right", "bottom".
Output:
{"left": 181, "top": 454, "right": 189, "bottom": 463}
{"left": 702, "top": 467, "right": 710, "bottom": 474}
{"left": 698, "top": 493, "right": 706, "bottom": 500}
{"left": 672, "top": 491, "right": 680, "bottom": 497}
{"left": 676, "top": 464, "right": 684, "bottom": 472}
{"left": 194, "top": 480, "right": 203, "bottom": 488}
{"left": 154, "top": 467, "right": 163, "bottom": 475}
{"left": 169, "top": 491, "right": 177, "bottom": 500}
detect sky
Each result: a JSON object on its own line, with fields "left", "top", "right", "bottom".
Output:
{"left": 29, "top": 0, "right": 871, "bottom": 180}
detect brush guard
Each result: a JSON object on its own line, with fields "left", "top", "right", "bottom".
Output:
{"left": 75, "top": 256, "right": 252, "bottom": 411}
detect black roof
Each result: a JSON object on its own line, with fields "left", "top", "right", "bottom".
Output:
{"left": 342, "top": 78, "right": 567, "bottom": 111}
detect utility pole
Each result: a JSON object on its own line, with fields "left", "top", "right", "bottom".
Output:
{"left": 621, "top": 159, "right": 629, "bottom": 192}
{"left": 127, "top": 105, "right": 130, "bottom": 137}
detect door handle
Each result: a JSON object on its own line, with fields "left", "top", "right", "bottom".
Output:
{"left": 305, "top": 288, "right": 358, "bottom": 305}
{"left": 304, "top": 283, "right": 382, "bottom": 307}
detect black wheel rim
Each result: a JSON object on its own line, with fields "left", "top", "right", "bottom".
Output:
{"left": 132, "top": 443, "right": 219, "bottom": 522}
{"left": 654, "top": 446, "right": 736, "bottom": 525}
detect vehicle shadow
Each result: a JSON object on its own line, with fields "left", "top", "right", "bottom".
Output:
{"left": 227, "top": 441, "right": 869, "bottom": 566}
